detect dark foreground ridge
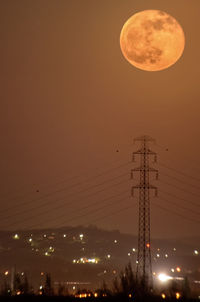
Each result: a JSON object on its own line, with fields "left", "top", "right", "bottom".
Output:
{"left": 0, "top": 296, "right": 200, "bottom": 302}
{"left": 0, "top": 297, "right": 200, "bottom": 302}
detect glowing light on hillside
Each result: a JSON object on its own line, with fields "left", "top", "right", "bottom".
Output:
{"left": 176, "top": 292, "right": 181, "bottom": 299}
{"left": 158, "top": 273, "right": 172, "bottom": 282}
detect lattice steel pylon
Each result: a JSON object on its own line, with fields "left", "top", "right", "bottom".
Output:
{"left": 131, "top": 135, "right": 158, "bottom": 290}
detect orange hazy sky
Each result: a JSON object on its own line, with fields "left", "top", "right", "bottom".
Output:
{"left": 0, "top": 0, "right": 200, "bottom": 238}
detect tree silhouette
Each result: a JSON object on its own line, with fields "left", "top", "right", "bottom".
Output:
{"left": 44, "top": 273, "right": 53, "bottom": 296}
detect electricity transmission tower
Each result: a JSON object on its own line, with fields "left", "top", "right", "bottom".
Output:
{"left": 131, "top": 135, "right": 158, "bottom": 290}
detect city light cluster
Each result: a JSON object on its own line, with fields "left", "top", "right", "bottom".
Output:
{"left": 72, "top": 257, "right": 99, "bottom": 264}
{"left": 75, "top": 292, "right": 100, "bottom": 298}
{"left": 161, "top": 292, "right": 181, "bottom": 300}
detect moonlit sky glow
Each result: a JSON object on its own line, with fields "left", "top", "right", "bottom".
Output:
{"left": 0, "top": 0, "right": 200, "bottom": 239}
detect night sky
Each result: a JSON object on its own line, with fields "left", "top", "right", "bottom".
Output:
{"left": 0, "top": 0, "right": 200, "bottom": 239}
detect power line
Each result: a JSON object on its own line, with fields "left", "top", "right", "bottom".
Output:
{"left": 0, "top": 161, "right": 130, "bottom": 215}
{"left": 26, "top": 200, "right": 137, "bottom": 240}
{"left": 159, "top": 189, "right": 200, "bottom": 208}
{"left": 12, "top": 194, "right": 133, "bottom": 231}
{"left": 88, "top": 201, "right": 136, "bottom": 225}
{"left": 152, "top": 200, "right": 200, "bottom": 225}
{"left": 49, "top": 195, "right": 132, "bottom": 229}
{"left": 0, "top": 172, "right": 129, "bottom": 221}
{"left": 159, "top": 169, "right": 200, "bottom": 191}
{"left": 156, "top": 143, "right": 200, "bottom": 175}
{"left": 158, "top": 179, "right": 200, "bottom": 198}
{"left": 158, "top": 195, "right": 200, "bottom": 217}
{"left": 159, "top": 162, "right": 200, "bottom": 183}
{"left": 3, "top": 183, "right": 129, "bottom": 229}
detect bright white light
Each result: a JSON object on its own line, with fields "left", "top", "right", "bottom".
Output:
{"left": 107, "top": 254, "right": 111, "bottom": 259}
{"left": 158, "top": 273, "right": 171, "bottom": 282}
{"left": 128, "top": 253, "right": 131, "bottom": 256}
{"left": 88, "top": 258, "right": 96, "bottom": 263}
{"left": 156, "top": 254, "right": 160, "bottom": 258}
{"left": 132, "top": 248, "right": 136, "bottom": 252}
{"left": 114, "top": 240, "right": 117, "bottom": 243}
{"left": 158, "top": 274, "right": 168, "bottom": 282}
{"left": 194, "top": 250, "right": 199, "bottom": 255}
{"left": 165, "top": 254, "right": 168, "bottom": 258}
{"left": 63, "top": 234, "right": 67, "bottom": 238}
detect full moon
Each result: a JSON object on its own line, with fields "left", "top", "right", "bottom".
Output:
{"left": 120, "top": 10, "right": 185, "bottom": 71}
